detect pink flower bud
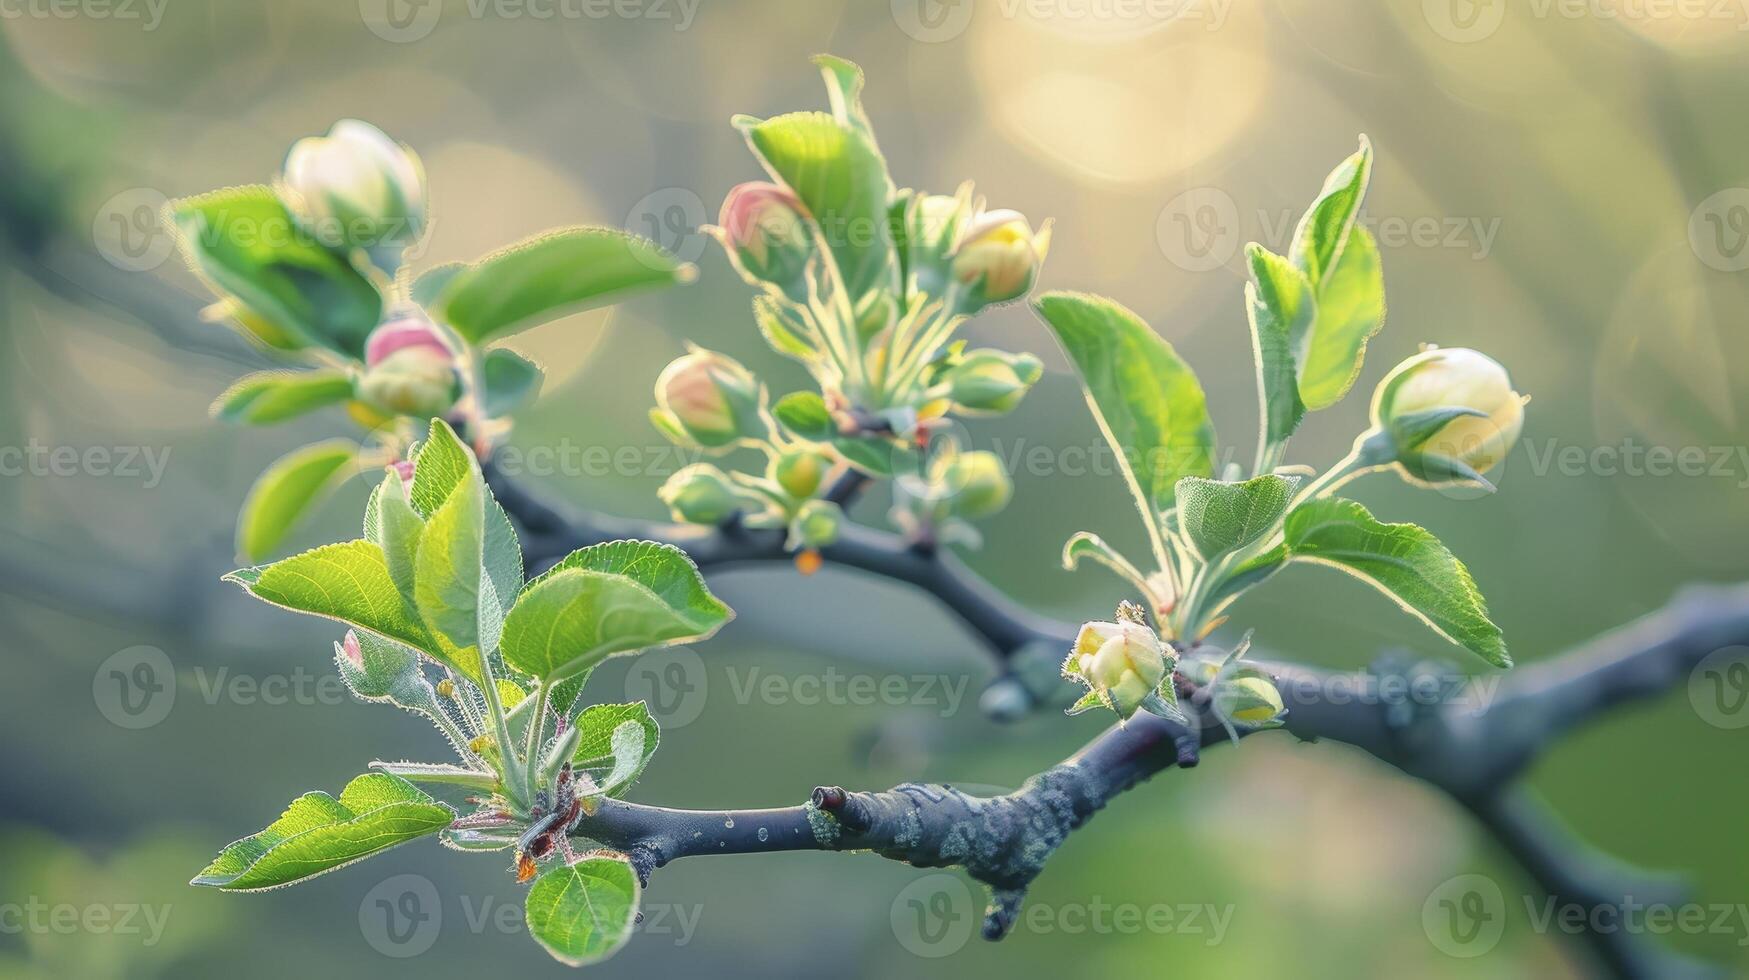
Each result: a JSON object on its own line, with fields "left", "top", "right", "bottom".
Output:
{"left": 389, "top": 459, "right": 415, "bottom": 483}
{"left": 342, "top": 630, "right": 364, "bottom": 668}
{"left": 718, "top": 182, "right": 813, "bottom": 289}
{"left": 365, "top": 314, "right": 451, "bottom": 369}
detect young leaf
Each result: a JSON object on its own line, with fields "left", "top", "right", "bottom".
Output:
{"left": 481, "top": 348, "right": 544, "bottom": 418}
{"left": 739, "top": 111, "right": 893, "bottom": 301}
{"left": 571, "top": 702, "right": 660, "bottom": 797}
{"left": 1289, "top": 136, "right": 1372, "bottom": 288}
{"left": 426, "top": 227, "right": 690, "bottom": 344}
{"left": 1284, "top": 497, "right": 1509, "bottom": 667}
{"left": 368, "top": 762, "right": 498, "bottom": 793}
{"left": 772, "top": 391, "right": 835, "bottom": 441}
{"left": 527, "top": 540, "right": 731, "bottom": 639}
{"left": 190, "top": 773, "right": 451, "bottom": 891}
{"left": 813, "top": 54, "right": 880, "bottom": 152}
{"left": 1033, "top": 292, "right": 1216, "bottom": 550}
{"left": 367, "top": 473, "right": 424, "bottom": 599}
{"left": 170, "top": 186, "right": 382, "bottom": 358}
{"left": 1297, "top": 226, "right": 1385, "bottom": 410}
{"left": 334, "top": 630, "right": 431, "bottom": 707}
{"left": 1061, "top": 531, "right": 1160, "bottom": 608}
{"left": 236, "top": 440, "right": 358, "bottom": 562}
{"left": 753, "top": 294, "right": 819, "bottom": 363}
{"left": 525, "top": 855, "right": 640, "bottom": 967}
{"left": 409, "top": 419, "right": 523, "bottom": 608}
{"left": 413, "top": 462, "right": 490, "bottom": 666}
{"left": 1175, "top": 474, "right": 1298, "bottom": 562}
{"left": 1244, "top": 245, "right": 1313, "bottom": 444}
{"left": 213, "top": 370, "right": 355, "bottom": 425}
{"left": 225, "top": 540, "right": 444, "bottom": 671}
{"left": 499, "top": 568, "right": 711, "bottom": 682}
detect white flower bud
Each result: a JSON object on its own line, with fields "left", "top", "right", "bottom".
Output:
{"left": 950, "top": 209, "right": 1051, "bottom": 307}
{"left": 283, "top": 119, "right": 425, "bottom": 259}
{"left": 1064, "top": 616, "right": 1169, "bottom": 719}
{"left": 1372, "top": 347, "right": 1526, "bottom": 486}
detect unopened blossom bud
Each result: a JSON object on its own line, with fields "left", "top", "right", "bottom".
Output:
{"left": 1212, "top": 666, "right": 1286, "bottom": 727}
{"left": 658, "top": 464, "right": 745, "bottom": 525}
{"left": 1372, "top": 347, "right": 1526, "bottom": 487}
{"left": 283, "top": 119, "right": 425, "bottom": 259}
{"left": 792, "top": 499, "right": 842, "bottom": 549}
{"left": 651, "top": 348, "right": 769, "bottom": 449}
{"left": 935, "top": 451, "right": 1012, "bottom": 520}
{"left": 946, "top": 350, "right": 1043, "bottom": 415}
{"left": 718, "top": 181, "right": 813, "bottom": 293}
{"left": 951, "top": 209, "right": 1052, "bottom": 306}
{"left": 771, "top": 448, "right": 830, "bottom": 500}
{"left": 1065, "top": 616, "right": 1168, "bottom": 718}
{"left": 341, "top": 630, "right": 363, "bottom": 668}
{"left": 389, "top": 459, "right": 416, "bottom": 484}
{"left": 356, "top": 315, "right": 459, "bottom": 419}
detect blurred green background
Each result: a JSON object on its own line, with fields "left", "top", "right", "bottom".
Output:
{"left": 2, "top": 1, "right": 1746, "bottom": 976}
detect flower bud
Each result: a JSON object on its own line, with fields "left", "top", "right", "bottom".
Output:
{"left": 771, "top": 448, "right": 829, "bottom": 500}
{"left": 1372, "top": 347, "right": 1526, "bottom": 486}
{"left": 651, "top": 348, "right": 769, "bottom": 449}
{"left": 718, "top": 181, "right": 813, "bottom": 293}
{"left": 1064, "top": 616, "right": 1168, "bottom": 718}
{"left": 791, "top": 499, "right": 842, "bottom": 549}
{"left": 355, "top": 315, "right": 459, "bottom": 419}
{"left": 950, "top": 209, "right": 1052, "bottom": 306}
{"left": 1212, "top": 666, "right": 1285, "bottom": 727}
{"left": 283, "top": 119, "right": 425, "bottom": 259}
{"left": 658, "top": 464, "right": 745, "bottom": 525}
{"left": 934, "top": 450, "right": 1012, "bottom": 520}
{"left": 341, "top": 630, "right": 364, "bottom": 668}
{"left": 946, "top": 349, "right": 1043, "bottom": 415}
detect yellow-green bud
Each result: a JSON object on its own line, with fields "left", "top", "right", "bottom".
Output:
{"left": 951, "top": 209, "right": 1051, "bottom": 306}
{"left": 934, "top": 450, "right": 1012, "bottom": 520}
{"left": 651, "top": 349, "right": 768, "bottom": 449}
{"left": 1066, "top": 618, "right": 1168, "bottom": 718}
{"left": 792, "top": 499, "right": 842, "bottom": 549}
{"left": 658, "top": 464, "right": 744, "bottom": 525}
{"left": 1372, "top": 347, "right": 1525, "bottom": 486}
{"left": 283, "top": 119, "right": 425, "bottom": 257}
{"left": 1212, "top": 666, "right": 1285, "bottom": 727}
{"left": 771, "top": 448, "right": 829, "bottom": 500}
{"left": 356, "top": 344, "right": 459, "bottom": 419}
{"left": 946, "top": 350, "right": 1043, "bottom": 415}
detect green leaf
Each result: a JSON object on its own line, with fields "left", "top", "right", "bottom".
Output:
{"left": 1289, "top": 136, "right": 1372, "bottom": 288}
{"left": 1033, "top": 292, "right": 1216, "bottom": 548}
{"left": 814, "top": 54, "right": 881, "bottom": 151}
{"left": 409, "top": 419, "right": 522, "bottom": 608}
{"left": 753, "top": 295, "right": 819, "bottom": 362}
{"left": 525, "top": 856, "right": 640, "bottom": 967}
{"left": 226, "top": 539, "right": 444, "bottom": 671}
{"left": 481, "top": 348, "right": 544, "bottom": 418}
{"left": 170, "top": 186, "right": 382, "bottom": 358}
{"left": 191, "top": 773, "right": 451, "bottom": 891}
{"left": 236, "top": 440, "right": 358, "bottom": 562}
{"left": 368, "top": 762, "right": 498, "bottom": 793}
{"left": 772, "top": 390, "right": 835, "bottom": 441}
{"left": 1284, "top": 497, "right": 1509, "bottom": 667}
{"left": 366, "top": 473, "right": 424, "bottom": 599}
{"left": 426, "top": 228, "right": 688, "bottom": 344}
{"left": 1298, "top": 226, "right": 1386, "bottom": 410}
{"left": 1061, "top": 531, "right": 1160, "bottom": 607}
{"left": 334, "top": 630, "right": 430, "bottom": 707}
{"left": 1204, "top": 544, "right": 1287, "bottom": 614}
{"left": 500, "top": 570, "right": 696, "bottom": 682}
{"left": 410, "top": 261, "right": 466, "bottom": 308}
{"left": 740, "top": 111, "right": 893, "bottom": 301}
{"left": 1175, "top": 475, "right": 1297, "bottom": 562}
{"left": 413, "top": 462, "right": 491, "bottom": 673}
{"left": 528, "top": 540, "right": 730, "bottom": 638}
{"left": 213, "top": 370, "right": 355, "bottom": 425}
{"left": 833, "top": 435, "right": 902, "bottom": 477}
{"left": 1244, "top": 245, "right": 1312, "bottom": 443}
{"left": 571, "top": 702, "right": 659, "bottom": 797}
